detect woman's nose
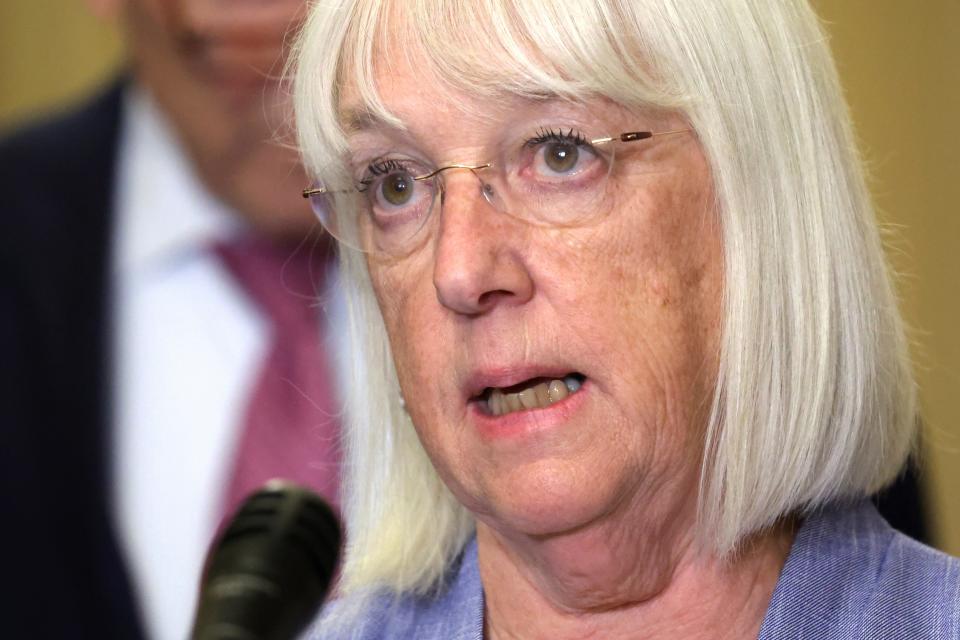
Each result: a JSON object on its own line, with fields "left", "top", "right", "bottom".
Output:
{"left": 431, "top": 174, "right": 535, "bottom": 317}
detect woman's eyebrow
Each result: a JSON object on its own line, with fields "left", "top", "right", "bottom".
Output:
{"left": 340, "top": 106, "right": 400, "bottom": 134}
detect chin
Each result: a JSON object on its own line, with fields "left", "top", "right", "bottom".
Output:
{"left": 470, "top": 458, "right": 631, "bottom": 538}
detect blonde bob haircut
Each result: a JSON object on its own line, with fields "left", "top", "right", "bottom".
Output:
{"left": 292, "top": 0, "right": 916, "bottom": 597}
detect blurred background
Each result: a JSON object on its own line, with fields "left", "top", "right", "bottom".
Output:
{"left": 1, "top": 0, "right": 957, "bottom": 555}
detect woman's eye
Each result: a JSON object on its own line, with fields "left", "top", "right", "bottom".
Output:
{"left": 380, "top": 171, "right": 415, "bottom": 206}
{"left": 543, "top": 141, "right": 580, "bottom": 174}
{"left": 360, "top": 159, "right": 425, "bottom": 210}
{"left": 525, "top": 132, "right": 601, "bottom": 180}
{"left": 361, "top": 162, "right": 435, "bottom": 231}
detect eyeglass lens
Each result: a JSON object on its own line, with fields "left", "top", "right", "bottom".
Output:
{"left": 305, "top": 128, "right": 619, "bottom": 255}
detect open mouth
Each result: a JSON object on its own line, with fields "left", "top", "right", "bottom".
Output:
{"left": 478, "top": 373, "right": 586, "bottom": 417}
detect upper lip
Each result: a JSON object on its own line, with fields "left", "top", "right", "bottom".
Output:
{"left": 463, "top": 365, "right": 582, "bottom": 400}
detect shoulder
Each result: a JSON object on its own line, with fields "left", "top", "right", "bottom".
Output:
{"left": 864, "top": 526, "right": 960, "bottom": 636}
{"left": 306, "top": 590, "right": 432, "bottom": 640}
{"left": 0, "top": 81, "right": 124, "bottom": 395}
{"left": 0, "top": 80, "right": 123, "bottom": 293}
{"left": 0, "top": 80, "right": 124, "bottom": 243}
{"left": 302, "top": 538, "right": 484, "bottom": 640}
{"left": 0, "top": 79, "right": 124, "bottom": 189}
{"left": 760, "top": 501, "right": 960, "bottom": 639}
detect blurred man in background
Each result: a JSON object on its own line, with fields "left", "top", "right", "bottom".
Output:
{"left": 0, "top": 1, "right": 343, "bottom": 638}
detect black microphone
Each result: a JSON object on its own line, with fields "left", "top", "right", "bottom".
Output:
{"left": 190, "top": 481, "right": 341, "bottom": 640}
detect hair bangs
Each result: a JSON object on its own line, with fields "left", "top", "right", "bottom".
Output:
{"left": 296, "top": 0, "right": 690, "bottom": 188}
{"left": 333, "top": 0, "right": 686, "bottom": 131}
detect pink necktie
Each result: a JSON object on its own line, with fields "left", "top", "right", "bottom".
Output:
{"left": 213, "top": 235, "right": 340, "bottom": 520}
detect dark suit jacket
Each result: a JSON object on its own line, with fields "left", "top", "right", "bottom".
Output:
{"left": 0, "top": 83, "right": 145, "bottom": 639}
{"left": 0, "top": 82, "right": 930, "bottom": 640}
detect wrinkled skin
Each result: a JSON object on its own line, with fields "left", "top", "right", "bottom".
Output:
{"left": 346, "top": 80, "right": 722, "bottom": 547}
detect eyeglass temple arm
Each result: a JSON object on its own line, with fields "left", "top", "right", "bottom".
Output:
{"left": 590, "top": 128, "right": 691, "bottom": 145}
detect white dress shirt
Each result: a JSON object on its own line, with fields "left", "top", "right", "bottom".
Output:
{"left": 110, "top": 87, "right": 345, "bottom": 640}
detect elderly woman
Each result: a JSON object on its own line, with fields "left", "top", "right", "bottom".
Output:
{"left": 292, "top": 1, "right": 958, "bottom": 638}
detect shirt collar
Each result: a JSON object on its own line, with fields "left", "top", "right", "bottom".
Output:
{"left": 114, "top": 85, "right": 246, "bottom": 276}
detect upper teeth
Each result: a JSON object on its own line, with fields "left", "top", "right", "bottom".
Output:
{"left": 487, "top": 376, "right": 582, "bottom": 417}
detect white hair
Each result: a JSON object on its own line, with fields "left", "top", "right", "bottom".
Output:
{"left": 292, "top": 0, "right": 916, "bottom": 598}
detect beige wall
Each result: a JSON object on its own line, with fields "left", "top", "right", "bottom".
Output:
{"left": 1, "top": 2, "right": 957, "bottom": 550}
{"left": 810, "top": 0, "right": 960, "bottom": 553}
{"left": 0, "top": 1, "right": 121, "bottom": 129}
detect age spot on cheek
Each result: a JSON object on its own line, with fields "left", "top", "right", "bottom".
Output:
{"left": 650, "top": 278, "right": 673, "bottom": 308}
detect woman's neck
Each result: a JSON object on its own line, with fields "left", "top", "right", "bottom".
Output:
{"left": 477, "top": 502, "right": 795, "bottom": 640}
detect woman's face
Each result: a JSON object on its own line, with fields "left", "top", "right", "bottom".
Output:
{"left": 341, "top": 62, "right": 723, "bottom": 537}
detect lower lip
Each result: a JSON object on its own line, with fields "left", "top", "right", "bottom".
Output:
{"left": 469, "top": 381, "right": 590, "bottom": 440}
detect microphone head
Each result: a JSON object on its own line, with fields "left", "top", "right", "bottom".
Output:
{"left": 191, "top": 482, "right": 341, "bottom": 640}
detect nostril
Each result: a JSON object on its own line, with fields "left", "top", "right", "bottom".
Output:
{"left": 477, "top": 289, "right": 513, "bottom": 309}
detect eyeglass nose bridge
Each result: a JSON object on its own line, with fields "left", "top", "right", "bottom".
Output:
{"left": 416, "top": 162, "right": 498, "bottom": 208}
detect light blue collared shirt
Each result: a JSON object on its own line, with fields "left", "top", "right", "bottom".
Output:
{"left": 307, "top": 501, "right": 960, "bottom": 639}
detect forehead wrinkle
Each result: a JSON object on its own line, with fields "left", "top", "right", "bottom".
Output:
{"left": 338, "top": 96, "right": 502, "bottom": 159}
